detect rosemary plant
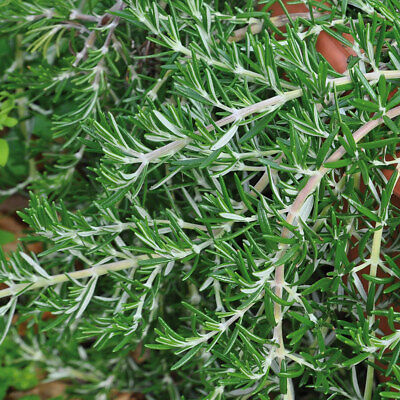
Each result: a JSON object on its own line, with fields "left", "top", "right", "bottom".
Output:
{"left": 0, "top": 0, "right": 400, "bottom": 399}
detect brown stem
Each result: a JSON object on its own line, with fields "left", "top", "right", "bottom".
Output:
{"left": 273, "top": 105, "right": 400, "bottom": 376}
{"left": 282, "top": 105, "right": 400, "bottom": 238}
{"left": 143, "top": 70, "right": 400, "bottom": 164}
{"left": 73, "top": 0, "right": 125, "bottom": 67}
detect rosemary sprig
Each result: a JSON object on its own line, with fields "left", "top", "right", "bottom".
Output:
{"left": 0, "top": 1, "right": 400, "bottom": 399}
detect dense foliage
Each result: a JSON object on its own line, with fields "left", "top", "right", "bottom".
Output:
{"left": 1, "top": 0, "right": 400, "bottom": 399}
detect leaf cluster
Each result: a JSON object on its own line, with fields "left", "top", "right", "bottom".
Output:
{"left": 0, "top": 0, "right": 400, "bottom": 399}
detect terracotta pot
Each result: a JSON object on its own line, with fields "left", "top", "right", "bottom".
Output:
{"left": 256, "top": 0, "right": 356, "bottom": 73}
{"left": 256, "top": 0, "right": 324, "bottom": 40}
{"left": 347, "top": 146, "right": 400, "bottom": 387}
{"left": 315, "top": 31, "right": 356, "bottom": 73}
{"left": 258, "top": 0, "right": 400, "bottom": 389}
{"left": 258, "top": 1, "right": 400, "bottom": 390}
{"left": 347, "top": 227, "right": 400, "bottom": 386}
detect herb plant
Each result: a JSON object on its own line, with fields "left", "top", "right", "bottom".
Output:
{"left": 0, "top": 0, "right": 400, "bottom": 399}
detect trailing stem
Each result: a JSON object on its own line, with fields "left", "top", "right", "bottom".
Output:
{"left": 363, "top": 225, "right": 383, "bottom": 400}
{"left": 0, "top": 171, "right": 270, "bottom": 300}
{"left": 142, "top": 70, "right": 400, "bottom": 164}
{"left": 0, "top": 258, "right": 142, "bottom": 298}
{"left": 274, "top": 105, "right": 400, "bottom": 398}
{"left": 364, "top": 165, "right": 400, "bottom": 400}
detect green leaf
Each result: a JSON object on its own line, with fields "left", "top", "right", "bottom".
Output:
{"left": 361, "top": 274, "right": 392, "bottom": 285}
{"left": 287, "top": 311, "right": 314, "bottom": 328}
{"left": 277, "top": 363, "right": 304, "bottom": 378}
{"left": 384, "top": 280, "right": 400, "bottom": 294}
{"left": 302, "top": 277, "right": 332, "bottom": 295}
{"left": 359, "top": 137, "right": 399, "bottom": 149}
{"left": 342, "top": 352, "right": 370, "bottom": 367}
{"left": 211, "top": 124, "right": 238, "bottom": 150}
{"left": 0, "top": 139, "right": 9, "bottom": 167}
{"left": 351, "top": 99, "right": 379, "bottom": 113}
{"left": 342, "top": 195, "right": 381, "bottom": 223}
{"left": 386, "top": 343, "right": 400, "bottom": 376}
{"left": 263, "top": 234, "right": 298, "bottom": 245}
{"left": 341, "top": 122, "right": 356, "bottom": 154}
{"left": 383, "top": 115, "right": 400, "bottom": 135}
{"left": 239, "top": 110, "right": 279, "bottom": 144}
{"left": 380, "top": 392, "right": 400, "bottom": 398}
{"left": 171, "top": 345, "right": 202, "bottom": 370}
{"left": 3, "top": 117, "right": 17, "bottom": 127}
{"left": 316, "top": 127, "right": 338, "bottom": 168}
{"left": 353, "top": 65, "right": 377, "bottom": 101}
{"left": 265, "top": 285, "right": 294, "bottom": 306}
{"left": 323, "top": 158, "right": 353, "bottom": 168}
